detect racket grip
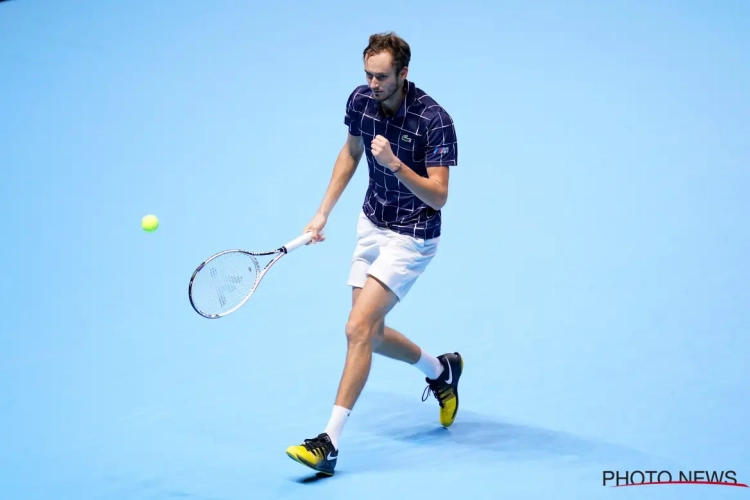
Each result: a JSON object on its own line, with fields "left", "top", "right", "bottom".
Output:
{"left": 284, "top": 232, "right": 313, "bottom": 253}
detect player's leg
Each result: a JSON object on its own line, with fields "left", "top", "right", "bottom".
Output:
{"left": 285, "top": 276, "right": 398, "bottom": 475}
{"left": 350, "top": 288, "right": 445, "bottom": 382}
{"left": 334, "top": 276, "right": 400, "bottom": 410}
{"left": 284, "top": 212, "right": 378, "bottom": 475}
{"left": 350, "top": 287, "right": 423, "bottom": 364}
{"left": 379, "top": 325, "right": 445, "bottom": 375}
{"left": 370, "top": 322, "right": 463, "bottom": 428}
{"left": 357, "top": 235, "right": 464, "bottom": 429}
{"left": 285, "top": 212, "right": 461, "bottom": 475}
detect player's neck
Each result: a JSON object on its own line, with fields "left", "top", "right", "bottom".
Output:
{"left": 380, "top": 81, "right": 407, "bottom": 116}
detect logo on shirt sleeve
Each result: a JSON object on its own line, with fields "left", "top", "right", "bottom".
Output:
{"left": 433, "top": 146, "right": 450, "bottom": 155}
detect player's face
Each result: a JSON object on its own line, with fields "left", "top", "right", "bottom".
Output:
{"left": 365, "top": 51, "right": 406, "bottom": 103}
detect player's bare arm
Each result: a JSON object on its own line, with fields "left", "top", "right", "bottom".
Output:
{"left": 304, "top": 133, "right": 365, "bottom": 243}
{"left": 370, "top": 134, "right": 449, "bottom": 210}
{"left": 394, "top": 165, "right": 449, "bottom": 210}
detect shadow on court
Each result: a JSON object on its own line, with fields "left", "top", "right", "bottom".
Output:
{"left": 329, "top": 389, "right": 660, "bottom": 475}
{"left": 294, "top": 472, "right": 337, "bottom": 484}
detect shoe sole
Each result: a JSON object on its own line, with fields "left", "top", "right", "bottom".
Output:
{"left": 286, "top": 450, "right": 335, "bottom": 476}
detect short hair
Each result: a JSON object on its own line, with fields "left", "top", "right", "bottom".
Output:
{"left": 363, "top": 32, "right": 411, "bottom": 75}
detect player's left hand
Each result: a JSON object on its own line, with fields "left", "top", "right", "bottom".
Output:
{"left": 371, "top": 135, "right": 398, "bottom": 171}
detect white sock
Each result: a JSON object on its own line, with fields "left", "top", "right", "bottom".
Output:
{"left": 323, "top": 405, "right": 350, "bottom": 450}
{"left": 414, "top": 349, "right": 444, "bottom": 380}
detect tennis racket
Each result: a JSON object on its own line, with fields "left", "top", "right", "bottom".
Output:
{"left": 188, "top": 231, "right": 313, "bottom": 319}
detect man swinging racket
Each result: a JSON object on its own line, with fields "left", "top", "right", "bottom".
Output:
{"left": 285, "top": 31, "right": 463, "bottom": 475}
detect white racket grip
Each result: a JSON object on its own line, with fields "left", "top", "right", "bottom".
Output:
{"left": 284, "top": 232, "right": 313, "bottom": 253}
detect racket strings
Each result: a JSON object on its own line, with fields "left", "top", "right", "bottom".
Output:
{"left": 190, "top": 252, "right": 260, "bottom": 316}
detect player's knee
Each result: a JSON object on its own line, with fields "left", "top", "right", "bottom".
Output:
{"left": 345, "top": 315, "right": 373, "bottom": 345}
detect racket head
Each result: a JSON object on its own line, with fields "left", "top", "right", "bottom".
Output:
{"left": 188, "top": 250, "right": 263, "bottom": 318}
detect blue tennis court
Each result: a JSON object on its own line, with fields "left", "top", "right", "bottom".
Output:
{"left": 2, "top": 1, "right": 749, "bottom": 499}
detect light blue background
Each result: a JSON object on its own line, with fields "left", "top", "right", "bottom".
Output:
{"left": 1, "top": 0, "right": 748, "bottom": 498}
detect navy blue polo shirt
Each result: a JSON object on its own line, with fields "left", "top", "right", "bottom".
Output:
{"left": 344, "top": 80, "right": 458, "bottom": 240}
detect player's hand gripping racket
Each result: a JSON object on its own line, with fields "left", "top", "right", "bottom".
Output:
{"left": 188, "top": 231, "right": 313, "bottom": 318}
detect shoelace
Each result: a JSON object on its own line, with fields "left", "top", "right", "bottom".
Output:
{"left": 421, "top": 378, "right": 451, "bottom": 408}
{"left": 302, "top": 436, "right": 331, "bottom": 457}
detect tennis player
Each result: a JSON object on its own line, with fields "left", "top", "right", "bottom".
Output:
{"left": 285, "top": 32, "right": 462, "bottom": 475}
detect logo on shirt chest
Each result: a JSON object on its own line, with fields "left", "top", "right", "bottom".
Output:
{"left": 398, "top": 133, "right": 417, "bottom": 151}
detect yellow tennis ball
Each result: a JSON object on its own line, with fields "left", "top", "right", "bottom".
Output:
{"left": 142, "top": 214, "right": 159, "bottom": 232}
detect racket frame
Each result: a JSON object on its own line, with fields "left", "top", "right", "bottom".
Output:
{"left": 188, "top": 232, "right": 312, "bottom": 319}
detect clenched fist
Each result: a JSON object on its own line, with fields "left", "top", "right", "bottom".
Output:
{"left": 371, "top": 135, "right": 400, "bottom": 171}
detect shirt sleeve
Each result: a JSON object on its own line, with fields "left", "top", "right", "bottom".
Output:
{"left": 343, "top": 89, "right": 362, "bottom": 136}
{"left": 424, "top": 108, "right": 458, "bottom": 167}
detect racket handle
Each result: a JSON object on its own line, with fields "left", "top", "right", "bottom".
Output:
{"left": 283, "top": 232, "right": 313, "bottom": 253}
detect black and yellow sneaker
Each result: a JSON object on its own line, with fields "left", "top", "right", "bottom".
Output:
{"left": 285, "top": 433, "right": 338, "bottom": 475}
{"left": 422, "top": 352, "right": 464, "bottom": 427}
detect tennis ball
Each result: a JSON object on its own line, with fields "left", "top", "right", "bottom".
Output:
{"left": 142, "top": 214, "right": 159, "bottom": 232}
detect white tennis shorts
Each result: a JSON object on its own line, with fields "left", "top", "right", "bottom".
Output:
{"left": 347, "top": 211, "right": 440, "bottom": 301}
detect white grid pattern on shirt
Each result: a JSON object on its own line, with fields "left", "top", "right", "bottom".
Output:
{"left": 344, "top": 81, "right": 458, "bottom": 240}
